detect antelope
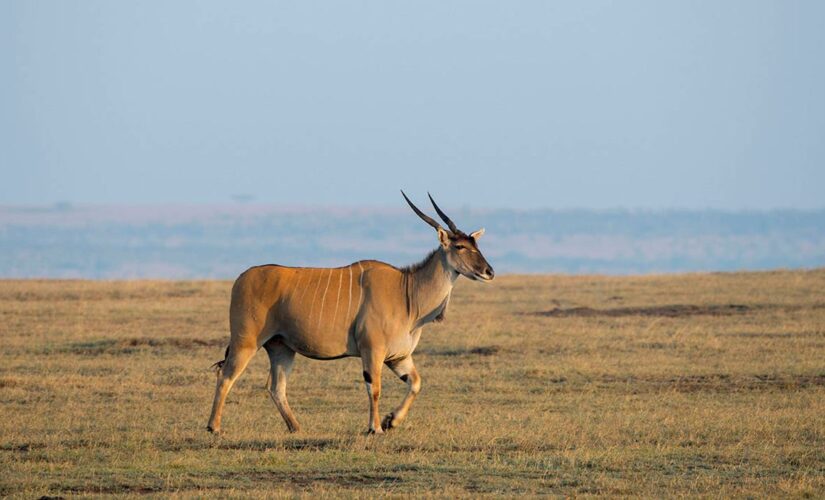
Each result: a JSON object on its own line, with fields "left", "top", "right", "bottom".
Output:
{"left": 207, "top": 192, "right": 494, "bottom": 435}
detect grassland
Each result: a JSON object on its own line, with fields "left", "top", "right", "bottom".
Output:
{"left": 1, "top": 270, "right": 824, "bottom": 497}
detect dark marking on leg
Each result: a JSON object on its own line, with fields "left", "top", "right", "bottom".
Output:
{"left": 363, "top": 371, "right": 372, "bottom": 384}
{"left": 400, "top": 374, "right": 409, "bottom": 383}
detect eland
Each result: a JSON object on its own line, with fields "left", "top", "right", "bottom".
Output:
{"left": 207, "top": 192, "right": 494, "bottom": 435}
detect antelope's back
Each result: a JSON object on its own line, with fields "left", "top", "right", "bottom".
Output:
{"left": 231, "top": 261, "right": 387, "bottom": 357}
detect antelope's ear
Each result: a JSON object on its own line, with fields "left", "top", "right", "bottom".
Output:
{"left": 437, "top": 227, "right": 451, "bottom": 248}
{"left": 470, "top": 228, "right": 485, "bottom": 240}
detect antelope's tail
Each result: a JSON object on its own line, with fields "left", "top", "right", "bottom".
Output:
{"left": 210, "top": 345, "right": 230, "bottom": 372}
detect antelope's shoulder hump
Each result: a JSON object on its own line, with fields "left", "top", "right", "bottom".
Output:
{"left": 236, "top": 263, "right": 286, "bottom": 279}
{"left": 233, "top": 264, "right": 296, "bottom": 296}
{"left": 350, "top": 259, "right": 393, "bottom": 271}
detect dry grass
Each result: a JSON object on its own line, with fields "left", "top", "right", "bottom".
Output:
{"left": 1, "top": 270, "right": 824, "bottom": 497}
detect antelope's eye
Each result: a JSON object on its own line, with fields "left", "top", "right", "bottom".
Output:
{"left": 454, "top": 244, "right": 466, "bottom": 250}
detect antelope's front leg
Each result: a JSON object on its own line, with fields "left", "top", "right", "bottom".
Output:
{"left": 382, "top": 356, "right": 421, "bottom": 431}
{"left": 361, "top": 349, "right": 385, "bottom": 434}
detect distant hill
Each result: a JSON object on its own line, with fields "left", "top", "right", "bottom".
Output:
{"left": 1, "top": 204, "right": 823, "bottom": 278}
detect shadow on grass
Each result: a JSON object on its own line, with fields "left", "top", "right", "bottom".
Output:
{"left": 417, "top": 345, "right": 502, "bottom": 357}
{"left": 158, "top": 436, "right": 338, "bottom": 452}
{"left": 222, "top": 437, "right": 339, "bottom": 452}
{"left": 38, "top": 337, "right": 226, "bottom": 356}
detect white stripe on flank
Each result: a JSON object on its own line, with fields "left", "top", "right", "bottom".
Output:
{"left": 292, "top": 269, "right": 304, "bottom": 299}
{"left": 297, "top": 269, "right": 310, "bottom": 301}
{"left": 331, "top": 269, "right": 343, "bottom": 329}
{"left": 346, "top": 266, "right": 353, "bottom": 325}
{"left": 308, "top": 270, "right": 321, "bottom": 319}
{"left": 357, "top": 262, "right": 364, "bottom": 309}
{"left": 317, "top": 268, "right": 333, "bottom": 330}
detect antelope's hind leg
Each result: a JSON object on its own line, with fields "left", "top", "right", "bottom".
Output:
{"left": 382, "top": 356, "right": 421, "bottom": 431}
{"left": 264, "top": 338, "right": 301, "bottom": 433}
{"left": 207, "top": 344, "right": 257, "bottom": 434}
{"left": 361, "top": 348, "right": 385, "bottom": 435}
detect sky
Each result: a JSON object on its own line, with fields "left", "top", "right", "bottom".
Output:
{"left": 2, "top": 1, "right": 824, "bottom": 210}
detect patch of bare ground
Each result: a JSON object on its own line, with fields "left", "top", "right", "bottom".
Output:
{"left": 44, "top": 482, "right": 168, "bottom": 496}
{"left": 210, "top": 470, "right": 405, "bottom": 489}
{"left": 595, "top": 373, "right": 825, "bottom": 393}
{"left": 728, "top": 330, "right": 824, "bottom": 338}
{"left": 527, "top": 302, "right": 825, "bottom": 318}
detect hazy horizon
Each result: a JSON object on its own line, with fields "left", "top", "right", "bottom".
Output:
{"left": 3, "top": 204, "right": 823, "bottom": 279}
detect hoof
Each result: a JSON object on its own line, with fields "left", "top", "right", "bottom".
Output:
{"left": 381, "top": 413, "right": 396, "bottom": 431}
{"left": 207, "top": 426, "right": 221, "bottom": 435}
{"left": 365, "top": 428, "right": 384, "bottom": 436}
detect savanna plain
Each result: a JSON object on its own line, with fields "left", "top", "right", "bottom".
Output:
{"left": 1, "top": 270, "right": 824, "bottom": 497}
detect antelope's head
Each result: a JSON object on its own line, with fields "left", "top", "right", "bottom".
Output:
{"left": 401, "top": 191, "right": 495, "bottom": 282}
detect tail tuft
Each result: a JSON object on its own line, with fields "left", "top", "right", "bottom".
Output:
{"left": 210, "top": 345, "right": 230, "bottom": 372}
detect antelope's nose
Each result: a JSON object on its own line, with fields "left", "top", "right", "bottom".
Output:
{"left": 485, "top": 266, "right": 495, "bottom": 279}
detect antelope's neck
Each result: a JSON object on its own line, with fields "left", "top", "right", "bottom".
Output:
{"left": 408, "top": 248, "right": 456, "bottom": 326}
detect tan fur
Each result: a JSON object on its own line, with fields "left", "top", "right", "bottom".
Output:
{"left": 207, "top": 195, "right": 493, "bottom": 435}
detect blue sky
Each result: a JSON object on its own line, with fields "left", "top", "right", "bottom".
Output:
{"left": 2, "top": 1, "right": 823, "bottom": 209}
